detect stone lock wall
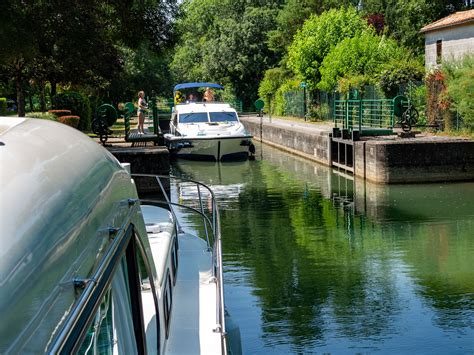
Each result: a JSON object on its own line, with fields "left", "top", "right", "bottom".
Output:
{"left": 241, "top": 117, "right": 331, "bottom": 166}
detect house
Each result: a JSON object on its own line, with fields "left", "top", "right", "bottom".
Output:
{"left": 420, "top": 9, "right": 474, "bottom": 69}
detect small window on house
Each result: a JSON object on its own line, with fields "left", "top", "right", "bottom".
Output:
{"left": 436, "top": 40, "right": 442, "bottom": 64}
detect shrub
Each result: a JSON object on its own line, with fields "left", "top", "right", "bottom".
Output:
{"left": 426, "top": 70, "right": 450, "bottom": 129}
{"left": 307, "top": 103, "right": 331, "bottom": 121}
{"left": 221, "top": 83, "right": 237, "bottom": 104}
{"left": 444, "top": 56, "right": 474, "bottom": 130}
{"left": 0, "top": 98, "right": 6, "bottom": 115}
{"left": 377, "top": 58, "right": 424, "bottom": 98}
{"left": 274, "top": 79, "right": 303, "bottom": 117}
{"left": 405, "top": 84, "right": 427, "bottom": 126}
{"left": 26, "top": 112, "right": 57, "bottom": 121}
{"left": 258, "top": 67, "right": 288, "bottom": 113}
{"left": 58, "top": 115, "right": 80, "bottom": 128}
{"left": 287, "top": 7, "right": 368, "bottom": 87}
{"left": 318, "top": 30, "right": 409, "bottom": 93}
{"left": 48, "top": 109, "right": 72, "bottom": 117}
{"left": 52, "top": 92, "right": 91, "bottom": 131}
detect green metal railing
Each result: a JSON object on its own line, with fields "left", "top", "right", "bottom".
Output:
{"left": 334, "top": 96, "right": 412, "bottom": 136}
{"left": 334, "top": 99, "right": 395, "bottom": 132}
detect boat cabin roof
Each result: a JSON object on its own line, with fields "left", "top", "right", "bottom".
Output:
{"left": 173, "top": 82, "right": 223, "bottom": 91}
{"left": 0, "top": 117, "right": 149, "bottom": 353}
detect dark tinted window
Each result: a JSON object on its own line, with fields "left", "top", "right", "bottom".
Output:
{"left": 179, "top": 113, "right": 208, "bottom": 123}
{"left": 209, "top": 112, "right": 238, "bottom": 122}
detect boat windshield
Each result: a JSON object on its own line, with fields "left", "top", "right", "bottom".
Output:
{"left": 209, "top": 112, "right": 238, "bottom": 123}
{"left": 179, "top": 112, "right": 209, "bottom": 123}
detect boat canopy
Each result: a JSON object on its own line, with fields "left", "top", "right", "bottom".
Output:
{"left": 173, "top": 82, "right": 223, "bottom": 92}
{"left": 0, "top": 117, "right": 148, "bottom": 353}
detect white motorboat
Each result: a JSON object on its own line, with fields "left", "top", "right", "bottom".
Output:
{"left": 165, "top": 83, "right": 254, "bottom": 161}
{"left": 0, "top": 117, "right": 241, "bottom": 354}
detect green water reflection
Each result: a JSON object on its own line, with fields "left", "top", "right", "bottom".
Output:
{"left": 171, "top": 144, "right": 474, "bottom": 354}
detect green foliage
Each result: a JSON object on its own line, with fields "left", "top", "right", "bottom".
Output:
{"left": 110, "top": 44, "right": 174, "bottom": 102}
{"left": 405, "top": 84, "right": 427, "bottom": 126}
{"left": 0, "top": 1, "right": 177, "bottom": 116}
{"left": 307, "top": 103, "right": 331, "bottom": 121}
{"left": 26, "top": 112, "right": 57, "bottom": 121}
{"left": 0, "top": 98, "right": 6, "bottom": 115}
{"left": 318, "top": 31, "right": 407, "bottom": 92}
{"left": 425, "top": 70, "right": 449, "bottom": 128}
{"left": 267, "top": 0, "right": 324, "bottom": 55}
{"left": 361, "top": 0, "right": 469, "bottom": 54}
{"left": 221, "top": 83, "right": 237, "bottom": 103}
{"left": 171, "top": 0, "right": 280, "bottom": 107}
{"left": 377, "top": 57, "right": 424, "bottom": 97}
{"left": 258, "top": 67, "right": 288, "bottom": 112}
{"left": 52, "top": 92, "right": 91, "bottom": 131}
{"left": 444, "top": 56, "right": 474, "bottom": 130}
{"left": 274, "top": 79, "right": 302, "bottom": 116}
{"left": 287, "top": 7, "right": 367, "bottom": 87}
{"left": 337, "top": 75, "right": 371, "bottom": 94}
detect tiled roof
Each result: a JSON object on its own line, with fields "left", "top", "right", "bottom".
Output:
{"left": 420, "top": 9, "right": 474, "bottom": 33}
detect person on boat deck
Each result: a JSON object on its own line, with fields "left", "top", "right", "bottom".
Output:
{"left": 175, "top": 90, "right": 185, "bottom": 104}
{"left": 137, "top": 91, "right": 148, "bottom": 135}
{"left": 203, "top": 87, "right": 214, "bottom": 102}
{"left": 187, "top": 93, "right": 197, "bottom": 103}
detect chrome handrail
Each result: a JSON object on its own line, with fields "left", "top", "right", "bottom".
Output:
{"left": 132, "top": 174, "right": 228, "bottom": 354}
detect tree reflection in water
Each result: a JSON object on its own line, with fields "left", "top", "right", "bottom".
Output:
{"left": 171, "top": 145, "right": 474, "bottom": 353}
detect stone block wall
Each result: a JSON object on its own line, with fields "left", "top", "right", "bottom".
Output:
{"left": 360, "top": 140, "right": 474, "bottom": 183}
{"left": 241, "top": 118, "right": 331, "bottom": 166}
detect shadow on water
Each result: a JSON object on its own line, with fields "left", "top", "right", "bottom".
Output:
{"left": 171, "top": 143, "right": 474, "bottom": 354}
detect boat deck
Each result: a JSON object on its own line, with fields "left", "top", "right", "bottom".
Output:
{"left": 165, "top": 233, "right": 221, "bottom": 354}
{"left": 141, "top": 205, "right": 222, "bottom": 354}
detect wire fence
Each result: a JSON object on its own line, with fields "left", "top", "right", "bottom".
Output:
{"left": 272, "top": 83, "right": 463, "bottom": 129}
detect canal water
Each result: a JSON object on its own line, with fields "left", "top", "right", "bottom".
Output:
{"left": 171, "top": 143, "right": 474, "bottom": 354}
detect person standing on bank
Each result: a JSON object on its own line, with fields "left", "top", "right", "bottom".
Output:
{"left": 137, "top": 91, "right": 148, "bottom": 135}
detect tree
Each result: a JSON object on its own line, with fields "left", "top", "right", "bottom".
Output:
{"left": 287, "top": 7, "right": 367, "bottom": 88}
{"left": 360, "top": 0, "right": 470, "bottom": 54}
{"left": 267, "top": 0, "right": 325, "bottom": 56}
{"left": 171, "top": 0, "right": 281, "bottom": 107}
{"left": 109, "top": 44, "right": 174, "bottom": 103}
{"left": 0, "top": 0, "right": 177, "bottom": 116}
{"left": 258, "top": 67, "right": 289, "bottom": 111}
{"left": 317, "top": 31, "right": 404, "bottom": 91}
{"left": 0, "top": 2, "right": 39, "bottom": 116}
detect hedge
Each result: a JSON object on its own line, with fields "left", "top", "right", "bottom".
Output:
{"left": 26, "top": 112, "right": 57, "bottom": 121}
{"left": 48, "top": 109, "right": 72, "bottom": 117}
{"left": 58, "top": 115, "right": 80, "bottom": 128}
{"left": 52, "top": 92, "right": 91, "bottom": 131}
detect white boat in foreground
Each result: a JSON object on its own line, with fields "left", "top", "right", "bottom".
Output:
{"left": 0, "top": 117, "right": 241, "bottom": 354}
{"left": 165, "top": 83, "right": 254, "bottom": 161}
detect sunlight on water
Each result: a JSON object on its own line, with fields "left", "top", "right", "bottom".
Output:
{"left": 171, "top": 143, "right": 474, "bottom": 354}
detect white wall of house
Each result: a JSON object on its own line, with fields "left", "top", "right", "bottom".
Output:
{"left": 425, "top": 23, "right": 474, "bottom": 69}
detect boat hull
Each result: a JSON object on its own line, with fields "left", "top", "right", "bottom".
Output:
{"left": 166, "top": 136, "right": 253, "bottom": 161}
